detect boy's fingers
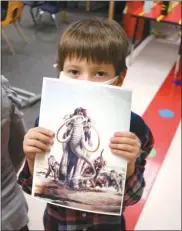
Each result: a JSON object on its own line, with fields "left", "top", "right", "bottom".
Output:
{"left": 25, "top": 146, "right": 46, "bottom": 155}
{"left": 111, "top": 149, "right": 132, "bottom": 161}
{"left": 26, "top": 139, "right": 50, "bottom": 152}
{"left": 27, "top": 132, "right": 53, "bottom": 145}
{"left": 109, "top": 143, "right": 133, "bottom": 152}
{"left": 29, "top": 127, "right": 54, "bottom": 137}
{"left": 110, "top": 137, "right": 136, "bottom": 145}
{"left": 114, "top": 132, "right": 137, "bottom": 139}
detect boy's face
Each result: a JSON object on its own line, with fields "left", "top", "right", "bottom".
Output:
{"left": 62, "top": 57, "right": 126, "bottom": 87}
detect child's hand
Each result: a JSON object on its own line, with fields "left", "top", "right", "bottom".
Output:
{"left": 23, "top": 127, "right": 54, "bottom": 161}
{"left": 109, "top": 132, "right": 141, "bottom": 176}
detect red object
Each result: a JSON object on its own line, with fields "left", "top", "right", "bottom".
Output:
{"left": 131, "top": 2, "right": 181, "bottom": 24}
{"left": 124, "top": 66, "right": 181, "bottom": 230}
{"left": 123, "top": 1, "right": 144, "bottom": 39}
{"left": 163, "top": 3, "right": 181, "bottom": 24}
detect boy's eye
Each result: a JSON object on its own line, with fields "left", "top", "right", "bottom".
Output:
{"left": 70, "top": 70, "right": 80, "bottom": 75}
{"left": 96, "top": 72, "right": 105, "bottom": 77}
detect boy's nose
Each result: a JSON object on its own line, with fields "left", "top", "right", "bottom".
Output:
{"left": 79, "top": 73, "right": 91, "bottom": 81}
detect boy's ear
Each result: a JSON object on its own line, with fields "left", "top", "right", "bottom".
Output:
{"left": 117, "top": 68, "right": 127, "bottom": 86}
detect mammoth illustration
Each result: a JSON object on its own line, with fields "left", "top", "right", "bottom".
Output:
{"left": 45, "top": 155, "right": 59, "bottom": 181}
{"left": 117, "top": 173, "right": 123, "bottom": 192}
{"left": 81, "top": 149, "right": 106, "bottom": 188}
{"left": 94, "top": 169, "right": 122, "bottom": 192}
{"left": 56, "top": 107, "right": 100, "bottom": 190}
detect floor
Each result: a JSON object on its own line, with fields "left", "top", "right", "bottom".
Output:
{"left": 2, "top": 5, "right": 181, "bottom": 231}
{"left": 123, "top": 37, "right": 181, "bottom": 230}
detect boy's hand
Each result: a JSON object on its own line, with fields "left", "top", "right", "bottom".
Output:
{"left": 23, "top": 127, "right": 54, "bottom": 175}
{"left": 24, "top": 127, "right": 54, "bottom": 158}
{"left": 109, "top": 132, "right": 141, "bottom": 177}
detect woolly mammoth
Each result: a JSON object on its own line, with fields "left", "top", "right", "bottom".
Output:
{"left": 56, "top": 107, "right": 100, "bottom": 190}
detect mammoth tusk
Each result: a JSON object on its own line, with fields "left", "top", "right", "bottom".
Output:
{"left": 57, "top": 130, "right": 73, "bottom": 143}
{"left": 56, "top": 115, "right": 85, "bottom": 143}
{"left": 83, "top": 125, "right": 100, "bottom": 153}
{"left": 56, "top": 118, "right": 73, "bottom": 143}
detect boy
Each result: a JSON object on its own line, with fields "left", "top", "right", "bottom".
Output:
{"left": 18, "top": 18, "right": 154, "bottom": 231}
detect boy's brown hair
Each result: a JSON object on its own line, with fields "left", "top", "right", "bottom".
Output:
{"left": 57, "top": 18, "right": 129, "bottom": 75}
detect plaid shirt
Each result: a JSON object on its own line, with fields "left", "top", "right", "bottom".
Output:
{"left": 18, "top": 112, "right": 154, "bottom": 231}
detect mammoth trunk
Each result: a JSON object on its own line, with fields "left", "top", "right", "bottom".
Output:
{"left": 71, "top": 146, "right": 96, "bottom": 181}
{"left": 59, "top": 150, "right": 68, "bottom": 181}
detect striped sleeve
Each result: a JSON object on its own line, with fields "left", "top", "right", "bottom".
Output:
{"left": 123, "top": 126, "right": 154, "bottom": 207}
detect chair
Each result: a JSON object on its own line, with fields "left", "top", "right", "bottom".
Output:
{"left": 22, "top": 1, "right": 45, "bottom": 24}
{"left": 1, "top": 1, "right": 27, "bottom": 55}
{"left": 37, "top": 1, "right": 68, "bottom": 28}
{"left": 86, "top": 0, "right": 90, "bottom": 12}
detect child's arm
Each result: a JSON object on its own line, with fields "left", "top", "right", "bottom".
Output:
{"left": 110, "top": 123, "right": 154, "bottom": 207}
{"left": 18, "top": 118, "right": 54, "bottom": 194}
{"left": 23, "top": 127, "right": 54, "bottom": 175}
{"left": 123, "top": 127, "right": 153, "bottom": 207}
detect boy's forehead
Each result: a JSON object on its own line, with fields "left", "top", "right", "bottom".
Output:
{"left": 64, "top": 57, "right": 114, "bottom": 69}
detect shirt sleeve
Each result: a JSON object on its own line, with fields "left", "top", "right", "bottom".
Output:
{"left": 8, "top": 104, "right": 26, "bottom": 172}
{"left": 123, "top": 125, "right": 154, "bottom": 207}
{"left": 18, "top": 160, "right": 33, "bottom": 195}
{"left": 1, "top": 75, "right": 26, "bottom": 172}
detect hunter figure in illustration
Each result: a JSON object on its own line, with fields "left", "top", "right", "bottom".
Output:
{"left": 45, "top": 155, "right": 59, "bottom": 181}
{"left": 84, "top": 117, "right": 93, "bottom": 147}
{"left": 56, "top": 107, "right": 100, "bottom": 190}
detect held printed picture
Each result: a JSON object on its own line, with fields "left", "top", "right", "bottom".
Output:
{"left": 32, "top": 77, "right": 132, "bottom": 216}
